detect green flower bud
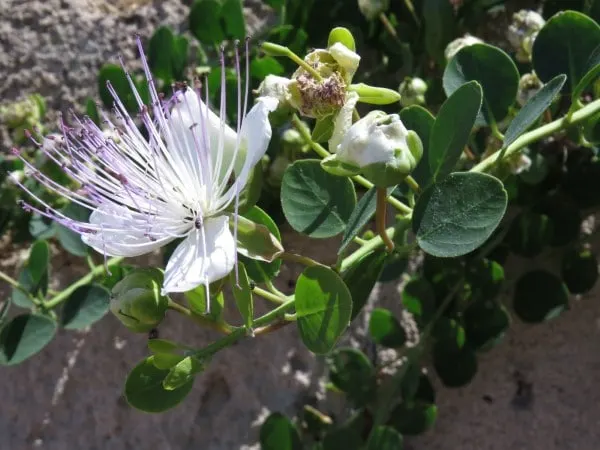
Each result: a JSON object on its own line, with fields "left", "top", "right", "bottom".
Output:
{"left": 507, "top": 10, "right": 545, "bottom": 63}
{"left": 0, "top": 94, "right": 45, "bottom": 129}
{"left": 517, "top": 72, "right": 543, "bottom": 107}
{"left": 349, "top": 83, "right": 401, "bottom": 105}
{"left": 398, "top": 77, "right": 428, "bottom": 107}
{"left": 110, "top": 268, "right": 168, "bottom": 333}
{"left": 444, "top": 34, "right": 484, "bottom": 62}
{"left": 322, "top": 111, "right": 423, "bottom": 187}
{"left": 357, "top": 0, "right": 390, "bottom": 21}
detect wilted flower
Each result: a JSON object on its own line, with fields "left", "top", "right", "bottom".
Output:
{"left": 322, "top": 110, "right": 423, "bottom": 187}
{"left": 357, "top": 0, "right": 390, "bottom": 21}
{"left": 12, "top": 38, "right": 279, "bottom": 302}
{"left": 517, "top": 72, "right": 543, "bottom": 106}
{"left": 398, "top": 77, "right": 428, "bottom": 107}
{"left": 507, "top": 10, "right": 545, "bottom": 63}
{"left": 444, "top": 34, "right": 484, "bottom": 62}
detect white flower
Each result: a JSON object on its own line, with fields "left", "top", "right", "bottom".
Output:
{"left": 507, "top": 10, "right": 545, "bottom": 63}
{"left": 444, "top": 34, "right": 484, "bottom": 62}
{"left": 328, "top": 42, "right": 361, "bottom": 82}
{"left": 323, "top": 110, "right": 423, "bottom": 187}
{"left": 517, "top": 72, "right": 543, "bottom": 106}
{"left": 13, "top": 38, "right": 278, "bottom": 299}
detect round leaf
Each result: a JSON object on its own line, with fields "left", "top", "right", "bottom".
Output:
{"left": 561, "top": 247, "right": 598, "bottom": 294}
{"left": 400, "top": 105, "right": 435, "bottom": 187}
{"left": 533, "top": 10, "right": 600, "bottom": 93}
{"left": 282, "top": 160, "right": 356, "bottom": 238}
{"left": 28, "top": 240, "right": 50, "bottom": 286}
{"left": 444, "top": 43, "right": 519, "bottom": 124}
{"left": 328, "top": 348, "right": 376, "bottom": 407}
{"left": 513, "top": 270, "right": 569, "bottom": 323}
{"left": 413, "top": 172, "right": 507, "bottom": 257}
{"left": 389, "top": 402, "right": 437, "bottom": 436}
{"left": 433, "top": 342, "right": 477, "bottom": 388}
{"left": 260, "top": 413, "right": 302, "bottom": 450}
{"left": 366, "top": 426, "right": 404, "bottom": 450}
{"left": 125, "top": 356, "right": 194, "bottom": 413}
{"left": 61, "top": 284, "right": 110, "bottom": 330}
{"left": 464, "top": 300, "right": 510, "bottom": 351}
{"left": 295, "top": 266, "right": 353, "bottom": 354}
{"left": 369, "top": 308, "right": 406, "bottom": 348}
{"left": 189, "top": 0, "right": 224, "bottom": 44}
{"left": 0, "top": 314, "right": 57, "bottom": 366}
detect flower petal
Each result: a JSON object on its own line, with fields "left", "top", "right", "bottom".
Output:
{"left": 162, "top": 215, "right": 235, "bottom": 294}
{"left": 328, "top": 91, "right": 360, "bottom": 153}
{"left": 82, "top": 204, "right": 177, "bottom": 257}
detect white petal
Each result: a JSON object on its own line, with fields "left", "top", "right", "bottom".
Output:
{"left": 328, "top": 92, "right": 360, "bottom": 153}
{"left": 216, "top": 96, "right": 278, "bottom": 208}
{"left": 329, "top": 42, "right": 361, "bottom": 81}
{"left": 82, "top": 204, "right": 176, "bottom": 257}
{"left": 162, "top": 215, "right": 235, "bottom": 293}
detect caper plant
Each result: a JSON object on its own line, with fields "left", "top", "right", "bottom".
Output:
{"left": 3, "top": 1, "right": 600, "bottom": 448}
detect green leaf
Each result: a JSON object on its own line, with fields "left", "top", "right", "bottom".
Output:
{"left": 295, "top": 266, "right": 353, "bottom": 354}
{"left": 464, "top": 300, "right": 510, "bottom": 351}
{"left": 504, "top": 74, "right": 566, "bottom": 148}
{"left": 12, "top": 267, "right": 46, "bottom": 308}
{"left": 189, "top": 0, "right": 224, "bottom": 44}
{"left": 400, "top": 105, "right": 434, "bottom": 187}
{"left": 0, "top": 314, "right": 57, "bottom": 365}
{"left": 85, "top": 97, "right": 100, "bottom": 126}
{"left": 260, "top": 413, "right": 302, "bottom": 450}
{"left": 339, "top": 187, "right": 377, "bottom": 255}
{"left": 444, "top": 44, "right": 519, "bottom": 125}
{"left": 423, "top": 0, "right": 456, "bottom": 62}
{"left": 561, "top": 247, "right": 598, "bottom": 294}
{"left": 185, "top": 287, "right": 224, "bottom": 320}
{"left": 163, "top": 356, "right": 204, "bottom": 391}
{"left": 369, "top": 308, "right": 406, "bottom": 348}
{"left": 27, "top": 240, "right": 49, "bottom": 286}
{"left": 235, "top": 214, "right": 283, "bottom": 262}
{"left": 465, "top": 258, "right": 505, "bottom": 302}
{"left": 342, "top": 251, "right": 388, "bottom": 320}
{"left": 366, "top": 426, "right": 404, "bottom": 450}
{"left": 533, "top": 10, "right": 600, "bottom": 94}
{"left": 148, "top": 26, "right": 176, "bottom": 82}
{"left": 572, "top": 43, "right": 600, "bottom": 101}
{"left": 148, "top": 338, "right": 191, "bottom": 355}
{"left": 513, "top": 270, "right": 569, "bottom": 323}
{"left": 125, "top": 356, "right": 195, "bottom": 413}
{"left": 328, "top": 348, "right": 376, "bottom": 407}
{"left": 240, "top": 206, "right": 282, "bottom": 283}
{"left": 401, "top": 277, "right": 436, "bottom": 328}
{"left": 57, "top": 202, "right": 90, "bottom": 257}
{"left": 389, "top": 372, "right": 437, "bottom": 436}
{"left": 282, "top": 160, "right": 356, "bottom": 238}
{"left": 250, "top": 56, "right": 285, "bottom": 79}
{"left": 221, "top": 0, "right": 246, "bottom": 39}
{"left": 61, "top": 284, "right": 110, "bottom": 330}
{"left": 433, "top": 341, "right": 477, "bottom": 388}
{"left": 29, "top": 214, "right": 56, "bottom": 240}
{"left": 97, "top": 64, "right": 137, "bottom": 112}
{"left": 230, "top": 263, "right": 253, "bottom": 329}
{"left": 312, "top": 115, "right": 335, "bottom": 143}
{"left": 413, "top": 172, "right": 507, "bottom": 257}
{"left": 429, "top": 81, "right": 482, "bottom": 181}
{"left": 507, "top": 211, "right": 553, "bottom": 258}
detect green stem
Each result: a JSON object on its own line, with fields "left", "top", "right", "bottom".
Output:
{"left": 404, "top": 175, "right": 421, "bottom": 194}
{"left": 489, "top": 118, "right": 505, "bottom": 142}
{"left": 472, "top": 98, "right": 600, "bottom": 173}
{"left": 44, "top": 256, "right": 123, "bottom": 309}
{"left": 253, "top": 286, "right": 286, "bottom": 305}
{"left": 290, "top": 115, "right": 413, "bottom": 215}
{"left": 253, "top": 298, "right": 296, "bottom": 327}
{"left": 194, "top": 328, "right": 247, "bottom": 359}
{"left": 261, "top": 42, "right": 323, "bottom": 81}
{"left": 0, "top": 270, "right": 39, "bottom": 305}
{"left": 280, "top": 251, "right": 323, "bottom": 267}
{"left": 376, "top": 188, "right": 395, "bottom": 252}
{"left": 264, "top": 279, "right": 288, "bottom": 298}
{"left": 340, "top": 226, "right": 395, "bottom": 272}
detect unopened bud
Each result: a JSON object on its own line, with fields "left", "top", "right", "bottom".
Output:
{"left": 110, "top": 268, "right": 168, "bottom": 333}
{"left": 398, "top": 77, "right": 428, "bottom": 107}
{"left": 517, "top": 72, "right": 543, "bottom": 106}
{"left": 507, "top": 10, "right": 545, "bottom": 63}
{"left": 445, "top": 34, "right": 484, "bottom": 62}
{"left": 322, "top": 111, "right": 423, "bottom": 187}
{"left": 357, "top": 0, "right": 390, "bottom": 21}
{"left": 349, "top": 83, "right": 401, "bottom": 105}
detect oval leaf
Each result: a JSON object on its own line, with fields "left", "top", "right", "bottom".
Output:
{"left": 189, "top": 0, "right": 224, "bottom": 44}
{"left": 239, "top": 206, "right": 282, "bottom": 282}
{"left": 444, "top": 43, "right": 519, "bottom": 125}
{"left": 230, "top": 262, "right": 254, "bottom": 329}
{"left": 429, "top": 81, "right": 482, "bottom": 181}
{"left": 61, "top": 284, "right": 110, "bottom": 330}
{"left": 513, "top": 270, "right": 569, "bottom": 323}
{"left": 504, "top": 74, "right": 566, "bottom": 148}
{"left": 562, "top": 247, "right": 599, "bottom": 294}
{"left": 400, "top": 105, "right": 435, "bottom": 186}
{"left": 328, "top": 348, "right": 376, "bottom": 407}
{"left": 413, "top": 172, "right": 508, "bottom": 257}
{"left": 295, "top": 266, "right": 353, "bottom": 354}
{"left": 125, "top": 356, "right": 194, "bottom": 413}
{"left": 369, "top": 308, "right": 406, "bottom": 348}
{"left": 282, "top": 159, "right": 356, "bottom": 238}
{"left": 28, "top": 240, "right": 49, "bottom": 285}
{"left": 533, "top": 10, "right": 600, "bottom": 93}
{"left": 0, "top": 314, "right": 57, "bottom": 366}
{"left": 260, "top": 413, "right": 302, "bottom": 450}
{"left": 366, "top": 426, "right": 404, "bottom": 450}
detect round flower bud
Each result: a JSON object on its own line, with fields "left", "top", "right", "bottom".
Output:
{"left": 507, "top": 10, "right": 545, "bottom": 63}
{"left": 398, "top": 77, "right": 428, "bottom": 107}
{"left": 444, "top": 34, "right": 484, "bottom": 62}
{"left": 357, "top": 0, "right": 390, "bottom": 21}
{"left": 110, "top": 268, "right": 169, "bottom": 333}
{"left": 517, "top": 72, "right": 543, "bottom": 106}
{"left": 322, "top": 111, "right": 423, "bottom": 187}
